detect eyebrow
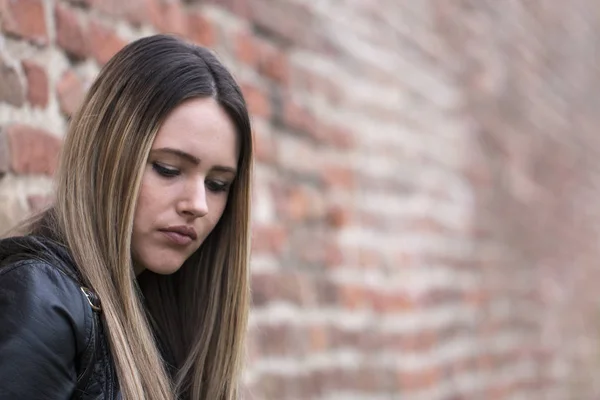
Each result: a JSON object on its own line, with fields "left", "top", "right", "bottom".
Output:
{"left": 151, "top": 147, "right": 237, "bottom": 174}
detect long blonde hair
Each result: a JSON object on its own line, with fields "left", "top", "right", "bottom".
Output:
{"left": 23, "top": 35, "right": 252, "bottom": 399}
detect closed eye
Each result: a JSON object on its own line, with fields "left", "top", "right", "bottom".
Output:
{"left": 152, "top": 162, "right": 180, "bottom": 178}
{"left": 206, "top": 179, "right": 231, "bottom": 193}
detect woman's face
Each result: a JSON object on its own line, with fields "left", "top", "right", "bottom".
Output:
{"left": 131, "top": 97, "right": 238, "bottom": 275}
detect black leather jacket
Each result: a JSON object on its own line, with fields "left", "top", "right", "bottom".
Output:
{"left": 0, "top": 236, "right": 120, "bottom": 399}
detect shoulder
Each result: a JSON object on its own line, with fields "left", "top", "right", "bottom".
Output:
{"left": 0, "top": 256, "right": 92, "bottom": 356}
{"left": 0, "top": 257, "right": 96, "bottom": 398}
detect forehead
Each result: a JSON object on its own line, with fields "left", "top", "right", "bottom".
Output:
{"left": 152, "top": 97, "right": 239, "bottom": 166}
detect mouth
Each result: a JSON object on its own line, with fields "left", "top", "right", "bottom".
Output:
{"left": 159, "top": 226, "right": 198, "bottom": 246}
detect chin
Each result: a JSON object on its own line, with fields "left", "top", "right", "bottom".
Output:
{"left": 145, "top": 259, "right": 185, "bottom": 275}
{"left": 147, "top": 265, "right": 183, "bottom": 275}
{"left": 135, "top": 251, "right": 187, "bottom": 275}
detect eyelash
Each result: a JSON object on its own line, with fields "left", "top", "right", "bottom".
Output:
{"left": 206, "top": 180, "right": 230, "bottom": 193}
{"left": 152, "top": 162, "right": 231, "bottom": 193}
{"left": 152, "top": 162, "right": 180, "bottom": 178}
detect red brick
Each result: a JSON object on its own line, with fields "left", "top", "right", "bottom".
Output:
{"left": 487, "top": 384, "right": 512, "bottom": 399}
{"left": 324, "top": 241, "right": 344, "bottom": 268}
{"left": 251, "top": 271, "right": 311, "bottom": 306}
{"left": 0, "top": 56, "right": 25, "bottom": 106}
{"left": 0, "top": 0, "right": 48, "bottom": 45}
{"left": 142, "top": 0, "right": 163, "bottom": 27}
{"left": 362, "top": 331, "right": 408, "bottom": 352}
{"left": 449, "top": 354, "right": 479, "bottom": 375}
{"left": 308, "top": 368, "right": 343, "bottom": 394}
{"left": 437, "top": 323, "right": 468, "bottom": 342}
{"left": 255, "top": 372, "right": 305, "bottom": 400}
{"left": 418, "top": 288, "right": 464, "bottom": 307}
{"left": 394, "top": 251, "right": 414, "bottom": 268}
{"left": 235, "top": 32, "right": 290, "bottom": 84}
{"left": 308, "top": 325, "right": 328, "bottom": 351}
{"left": 6, "top": 124, "right": 61, "bottom": 175}
{"left": 283, "top": 98, "right": 316, "bottom": 135}
{"left": 0, "top": 129, "right": 8, "bottom": 175}
{"left": 280, "top": 186, "right": 311, "bottom": 221}
{"left": 57, "top": 70, "right": 85, "bottom": 117}
{"left": 275, "top": 185, "right": 325, "bottom": 222}
{"left": 407, "top": 216, "right": 453, "bottom": 234}
{"left": 251, "top": 223, "right": 287, "bottom": 254}
{"left": 463, "top": 159, "right": 493, "bottom": 186}
{"left": 317, "top": 123, "right": 355, "bottom": 149}
{"left": 342, "top": 329, "right": 398, "bottom": 353}
{"left": 240, "top": 82, "right": 271, "bottom": 119}
{"left": 400, "top": 331, "right": 437, "bottom": 352}
{"left": 291, "top": 65, "right": 343, "bottom": 104}
{"left": 369, "top": 290, "right": 414, "bottom": 313}
{"left": 152, "top": 1, "right": 188, "bottom": 37}
{"left": 313, "top": 276, "right": 339, "bottom": 307}
{"left": 22, "top": 60, "right": 48, "bottom": 108}
{"left": 256, "top": 40, "right": 290, "bottom": 84}
{"left": 187, "top": 10, "right": 216, "bottom": 47}
{"left": 255, "top": 324, "right": 308, "bottom": 356}
{"left": 289, "top": 229, "right": 337, "bottom": 266}
{"left": 397, "top": 367, "right": 440, "bottom": 392}
{"left": 247, "top": 0, "right": 312, "bottom": 44}
{"left": 253, "top": 125, "right": 276, "bottom": 163}
{"left": 329, "top": 326, "right": 370, "bottom": 349}
{"left": 100, "top": 0, "right": 160, "bottom": 27}
{"left": 234, "top": 30, "right": 260, "bottom": 67}
{"left": 464, "top": 289, "right": 489, "bottom": 306}
{"left": 322, "top": 165, "right": 356, "bottom": 190}
{"left": 205, "top": 0, "right": 250, "bottom": 18}
{"left": 27, "top": 194, "right": 52, "bottom": 211}
{"left": 55, "top": 3, "right": 89, "bottom": 59}
{"left": 88, "top": 0, "right": 142, "bottom": 20}
{"left": 326, "top": 205, "right": 351, "bottom": 228}
{"left": 65, "top": 0, "right": 92, "bottom": 5}
{"left": 340, "top": 368, "right": 395, "bottom": 392}
{"left": 358, "top": 248, "right": 384, "bottom": 269}
{"left": 88, "top": 20, "right": 127, "bottom": 66}
{"left": 338, "top": 284, "right": 368, "bottom": 310}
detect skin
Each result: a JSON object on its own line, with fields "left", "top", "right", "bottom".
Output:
{"left": 131, "top": 97, "right": 239, "bottom": 275}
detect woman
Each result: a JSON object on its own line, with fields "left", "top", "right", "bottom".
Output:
{"left": 0, "top": 34, "right": 252, "bottom": 399}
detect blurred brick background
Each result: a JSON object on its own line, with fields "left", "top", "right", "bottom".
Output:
{"left": 1, "top": 0, "right": 600, "bottom": 399}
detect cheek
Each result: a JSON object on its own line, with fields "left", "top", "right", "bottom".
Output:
{"left": 205, "top": 196, "right": 230, "bottom": 229}
{"left": 134, "top": 184, "right": 150, "bottom": 227}
{"left": 133, "top": 173, "right": 162, "bottom": 231}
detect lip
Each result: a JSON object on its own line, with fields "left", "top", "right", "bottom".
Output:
{"left": 159, "top": 225, "right": 198, "bottom": 246}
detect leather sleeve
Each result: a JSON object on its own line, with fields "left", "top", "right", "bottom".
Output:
{"left": 0, "top": 260, "right": 90, "bottom": 399}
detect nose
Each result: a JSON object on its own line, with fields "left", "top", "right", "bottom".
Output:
{"left": 178, "top": 180, "right": 209, "bottom": 218}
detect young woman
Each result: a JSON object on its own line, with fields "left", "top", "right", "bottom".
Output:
{"left": 0, "top": 34, "right": 252, "bottom": 399}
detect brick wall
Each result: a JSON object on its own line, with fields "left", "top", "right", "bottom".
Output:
{"left": 1, "top": 1, "right": 600, "bottom": 399}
